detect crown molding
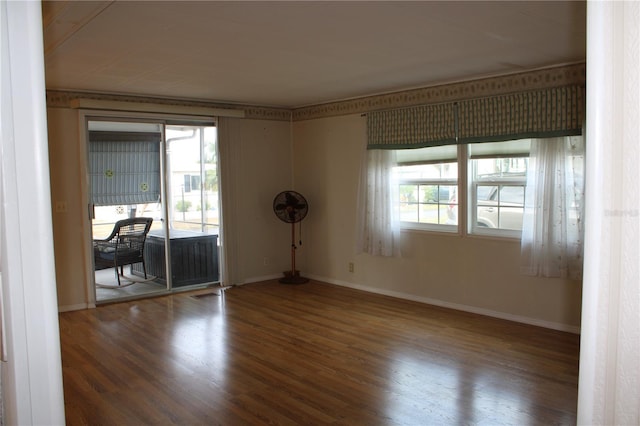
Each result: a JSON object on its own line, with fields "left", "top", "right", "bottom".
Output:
{"left": 46, "top": 90, "right": 291, "bottom": 121}
{"left": 292, "top": 63, "right": 586, "bottom": 121}
{"left": 46, "top": 63, "right": 585, "bottom": 123}
{"left": 69, "top": 98, "right": 246, "bottom": 118}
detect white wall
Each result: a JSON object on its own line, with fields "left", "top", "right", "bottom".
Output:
{"left": 218, "top": 117, "right": 294, "bottom": 285}
{"left": 47, "top": 108, "right": 89, "bottom": 310}
{"left": 578, "top": 1, "right": 640, "bottom": 424}
{"left": 293, "top": 114, "right": 582, "bottom": 331}
{"left": 1, "top": 1, "right": 65, "bottom": 423}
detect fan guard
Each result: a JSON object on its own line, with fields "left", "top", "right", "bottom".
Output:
{"left": 273, "top": 191, "right": 308, "bottom": 224}
{"left": 273, "top": 191, "right": 309, "bottom": 284}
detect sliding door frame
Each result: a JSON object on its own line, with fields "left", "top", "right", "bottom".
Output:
{"left": 78, "top": 109, "right": 219, "bottom": 305}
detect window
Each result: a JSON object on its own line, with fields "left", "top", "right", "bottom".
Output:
{"left": 397, "top": 164, "right": 458, "bottom": 226}
{"left": 469, "top": 140, "right": 529, "bottom": 237}
{"left": 394, "top": 145, "right": 458, "bottom": 232}
{"left": 394, "top": 140, "right": 530, "bottom": 238}
{"left": 183, "top": 174, "right": 201, "bottom": 193}
{"left": 362, "top": 85, "right": 584, "bottom": 254}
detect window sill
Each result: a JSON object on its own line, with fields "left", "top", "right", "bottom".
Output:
{"left": 399, "top": 223, "right": 460, "bottom": 236}
{"left": 466, "top": 231, "right": 522, "bottom": 243}
{"left": 399, "top": 223, "right": 523, "bottom": 242}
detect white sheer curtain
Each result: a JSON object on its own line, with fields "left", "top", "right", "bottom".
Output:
{"left": 356, "top": 148, "right": 400, "bottom": 257}
{"left": 521, "top": 135, "right": 585, "bottom": 279}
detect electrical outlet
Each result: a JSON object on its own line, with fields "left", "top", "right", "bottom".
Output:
{"left": 263, "top": 257, "right": 269, "bottom": 266}
{"left": 348, "top": 262, "right": 354, "bottom": 273}
{"left": 55, "top": 201, "right": 68, "bottom": 213}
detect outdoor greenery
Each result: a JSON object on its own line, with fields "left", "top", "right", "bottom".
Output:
{"left": 175, "top": 200, "right": 192, "bottom": 212}
{"left": 205, "top": 169, "right": 218, "bottom": 191}
{"left": 399, "top": 185, "right": 440, "bottom": 203}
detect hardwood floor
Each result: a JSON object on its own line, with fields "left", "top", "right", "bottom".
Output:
{"left": 59, "top": 280, "right": 580, "bottom": 425}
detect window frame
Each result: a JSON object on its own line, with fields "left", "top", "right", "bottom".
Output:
{"left": 395, "top": 140, "right": 530, "bottom": 239}
{"left": 469, "top": 181, "right": 527, "bottom": 239}
{"left": 395, "top": 159, "right": 459, "bottom": 234}
{"left": 468, "top": 150, "right": 529, "bottom": 239}
{"left": 398, "top": 180, "right": 459, "bottom": 233}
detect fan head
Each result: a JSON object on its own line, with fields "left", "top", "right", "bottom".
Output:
{"left": 273, "top": 191, "right": 308, "bottom": 223}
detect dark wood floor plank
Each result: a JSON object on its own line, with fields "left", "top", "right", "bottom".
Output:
{"left": 59, "top": 280, "right": 579, "bottom": 425}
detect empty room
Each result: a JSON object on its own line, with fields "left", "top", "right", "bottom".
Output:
{"left": 1, "top": 1, "right": 638, "bottom": 425}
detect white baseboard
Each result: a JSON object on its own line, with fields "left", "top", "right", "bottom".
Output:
{"left": 305, "top": 274, "right": 581, "bottom": 334}
{"left": 238, "top": 273, "right": 283, "bottom": 285}
{"left": 58, "top": 303, "right": 94, "bottom": 312}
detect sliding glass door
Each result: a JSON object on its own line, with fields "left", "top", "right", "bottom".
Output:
{"left": 88, "top": 118, "right": 221, "bottom": 302}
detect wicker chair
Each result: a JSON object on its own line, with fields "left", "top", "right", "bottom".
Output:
{"left": 93, "top": 217, "right": 153, "bottom": 286}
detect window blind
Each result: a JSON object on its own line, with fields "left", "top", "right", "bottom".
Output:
{"left": 468, "top": 139, "right": 531, "bottom": 159}
{"left": 395, "top": 144, "right": 458, "bottom": 164}
{"left": 89, "top": 131, "right": 161, "bottom": 206}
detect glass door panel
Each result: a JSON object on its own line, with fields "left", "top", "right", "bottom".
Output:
{"left": 89, "top": 120, "right": 168, "bottom": 301}
{"left": 165, "top": 124, "right": 221, "bottom": 288}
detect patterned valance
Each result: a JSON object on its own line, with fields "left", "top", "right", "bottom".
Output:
{"left": 366, "top": 102, "right": 457, "bottom": 149}
{"left": 457, "top": 85, "right": 584, "bottom": 143}
{"left": 367, "top": 85, "right": 584, "bottom": 149}
{"left": 89, "top": 131, "right": 161, "bottom": 206}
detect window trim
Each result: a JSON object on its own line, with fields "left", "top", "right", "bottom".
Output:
{"left": 398, "top": 180, "right": 459, "bottom": 233}
{"left": 396, "top": 160, "right": 459, "bottom": 233}
{"left": 469, "top": 182, "right": 526, "bottom": 239}
{"left": 468, "top": 150, "right": 527, "bottom": 238}
{"left": 396, "top": 141, "right": 530, "bottom": 240}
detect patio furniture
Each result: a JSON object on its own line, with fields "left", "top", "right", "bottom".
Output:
{"left": 94, "top": 217, "right": 153, "bottom": 286}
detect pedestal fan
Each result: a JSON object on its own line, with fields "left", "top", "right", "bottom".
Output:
{"left": 273, "top": 190, "right": 309, "bottom": 284}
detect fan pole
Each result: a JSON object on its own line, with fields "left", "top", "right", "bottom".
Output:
{"left": 290, "top": 221, "right": 296, "bottom": 276}
{"left": 280, "top": 221, "right": 308, "bottom": 284}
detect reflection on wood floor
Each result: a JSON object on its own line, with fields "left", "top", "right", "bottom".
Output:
{"left": 61, "top": 280, "right": 580, "bottom": 425}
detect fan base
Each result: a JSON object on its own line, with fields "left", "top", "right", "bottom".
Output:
{"left": 279, "top": 270, "right": 309, "bottom": 284}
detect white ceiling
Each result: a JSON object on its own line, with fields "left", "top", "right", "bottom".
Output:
{"left": 42, "top": 1, "right": 586, "bottom": 109}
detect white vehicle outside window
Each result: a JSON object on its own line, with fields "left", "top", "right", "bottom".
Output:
{"left": 468, "top": 139, "right": 530, "bottom": 238}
